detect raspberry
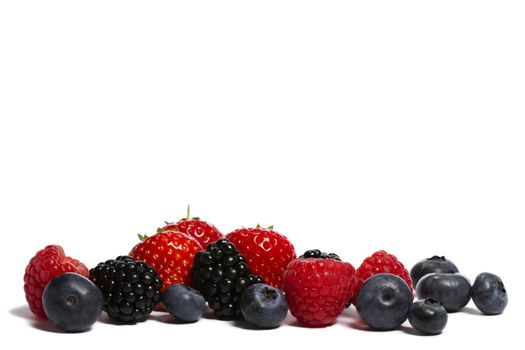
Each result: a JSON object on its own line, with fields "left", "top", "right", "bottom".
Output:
{"left": 24, "top": 245, "right": 89, "bottom": 318}
{"left": 130, "top": 231, "right": 202, "bottom": 291}
{"left": 299, "top": 249, "right": 354, "bottom": 307}
{"left": 283, "top": 258, "right": 356, "bottom": 327}
{"left": 225, "top": 226, "right": 296, "bottom": 289}
{"left": 354, "top": 250, "right": 413, "bottom": 303}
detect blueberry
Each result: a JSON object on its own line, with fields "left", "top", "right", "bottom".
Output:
{"left": 163, "top": 284, "right": 206, "bottom": 322}
{"left": 471, "top": 272, "right": 508, "bottom": 315}
{"left": 410, "top": 256, "right": 459, "bottom": 288}
{"left": 408, "top": 299, "right": 448, "bottom": 335}
{"left": 42, "top": 273, "right": 104, "bottom": 332}
{"left": 240, "top": 283, "right": 288, "bottom": 328}
{"left": 416, "top": 273, "right": 470, "bottom": 312}
{"left": 355, "top": 273, "right": 412, "bottom": 330}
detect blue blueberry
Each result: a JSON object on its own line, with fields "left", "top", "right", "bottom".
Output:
{"left": 355, "top": 273, "right": 412, "bottom": 330}
{"left": 416, "top": 273, "right": 470, "bottom": 312}
{"left": 240, "top": 283, "right": 288, "bottom": 328}
{"left": 163, "top": 284, "right": 206, "bottom": 322}
{"left": 410, "top": 256, "right": 459, "bottom": 288}
{"left": 42, "top": 273, "right": 103, "bottom": 332}
{"left": 408, "top": 299, "right": 448, "bottom": 335}
{"left": 471, "top": 272, "right": 508, "bottom": 315}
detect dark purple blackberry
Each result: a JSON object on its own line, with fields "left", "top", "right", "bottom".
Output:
{"left": 300, "top": 249, "right": 341, "bottom": 261}
{"left": 89, "top": 255, "right": 163, "bottom": 323}
{"left": 191, "top": 238, "right": 264, "bottom": 319}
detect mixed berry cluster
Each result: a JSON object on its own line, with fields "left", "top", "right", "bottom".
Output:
{"left": 23, "top": 207, "right": 508, "bottom": 334}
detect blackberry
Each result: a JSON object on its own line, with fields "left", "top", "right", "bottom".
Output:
{"left": 300, "top": 249, "right": 341, "bottom": 261}
{"left": 191, "top": 238, "right": 264, "bottom": 319}
{"left": 89, "top": 255, "right": 163, "bottom": 323}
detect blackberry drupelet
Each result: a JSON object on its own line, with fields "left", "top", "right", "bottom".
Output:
{"left": 300, "top": 249, "right": 341, "bottom": 261}
{"left": 191, "top": 238, "right": 264, "bottom": 319}
{"left": 89, "top": 255, "right": 163, "bottom": 323}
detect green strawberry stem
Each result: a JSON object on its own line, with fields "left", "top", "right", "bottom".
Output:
{"left": 138, "top": 233, "right": 149, "bottom": 241}
{"left": 186, "top": 204, "right": 200, "bottom": 220}
{"left": 256, "top": 223, "right": 274, "bottom": 230}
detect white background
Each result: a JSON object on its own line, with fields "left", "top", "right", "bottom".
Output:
{"left": 1, "top": 1, "right": 523, "bottom": 349}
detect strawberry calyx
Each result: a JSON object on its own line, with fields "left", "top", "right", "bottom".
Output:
{"left": 255, "top": 224, "right": 274, "bottom": 230}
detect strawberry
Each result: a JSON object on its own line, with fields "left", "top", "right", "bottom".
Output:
{"left": 24, "top": 245, "right": 89, "bottom": 318}
{"left": 225, "top": 225, "right": 296, "bottom": 289}
{"left": 158, "top": 205, "right": 223, "bottom": 249}
{"left": 129, "top": 231, "right": 202, "bottom": 291}
{"left": 283, "top": 257, "right": 356, "bottom": 327}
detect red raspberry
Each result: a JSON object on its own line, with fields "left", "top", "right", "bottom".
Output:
{"left": 225, "top": 225, "right": 296, "bottom": 289}
{"left": 129, "top": 231, "right": 202, "bottom": 291}
{"left": 283, "top": 258, "right": 356, "bottom": 327}
{"left": 24, "top": 245, "right": 89, "bottom": 318}
{"left": 354, "top": 250, "right": 413, "bottom": 302}
{"left": 159, "top": 206, "right": 223, "bottom": 249}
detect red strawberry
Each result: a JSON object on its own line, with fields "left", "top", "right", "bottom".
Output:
{"left": 158, "top": 206, "right": 223, "bottom": 248}
{"left": 283, "top": 257, "right": 356, "bottom": 327}
{"left": 24, "top": 245, "right": 89, "bottom": 318}
{"left": 225, "top": 225, "right": 296, "bottom": 289}
{"left": 354, "top": 250, "right": 413, "bottom": 303}
{"left": 129, "top": 231, "right": 202, "bottom": 291}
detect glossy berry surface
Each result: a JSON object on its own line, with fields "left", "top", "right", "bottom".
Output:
{"left": 471, "top": 272, "right": 508, "bottom": 315}
{"left": 416, "top": 273, "right": 471, "bottom": 312}
{"left": 354, "top": 250, "right": 412, "bottom": 303}
{"left": 191, "top": 238, "right": 265, "bottom": 319}
{"left": 240, "top": 283, "right": 288, "bottom": 328}
{"left": 225, "top": 226, "right": 296, "bottom": 289}
{"left": 408, "top": 299, "right": 448, "bottom": 335}
{"left": 283, "top": 257, "right": 355, "bottom": 327}
{"left": 410, "top": 256, "right": 459, "bottom": 288}
{"left": 159, "top": 207, "right": 223, "bottom": 248}
{"left": 130, "top": 231, "right": 202, "bottom": 291}
{"left": 43, "top": 273, "right": 103, "bottom": 332}
{"left": 163, "top": 284, "right": 206, "bottom": 322}
{"left": 89, "top": 256, "right": 163, "bottom": 323}
{"left": 355, "top": 273, "right": 412, "bottom": 330}
{"left": 299, "top": 249, "right": 341, "bottom": 260}
{"left": 24, "top": 245, "right": 89, "bottom": 318}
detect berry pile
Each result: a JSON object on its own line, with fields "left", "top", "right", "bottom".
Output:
{"left": 226, "top": 225, "right": 296, "bottom": 289}
{"left": 158, "top": 205, "right": 223, "bottom": 248}
{"left": 191, "top": 238, "right": 264, "bottom": 319}
{"left": 24, "top": 245, "right": 89, "bottom": 318}
{"left": 353, "top": 250, "right": 413, "bottom": 304}
{"left": 21, "top": 206, "right": 508, "bottom": 334}
{"left": 129, "top": 231, "right": 202, "bottom": 291}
